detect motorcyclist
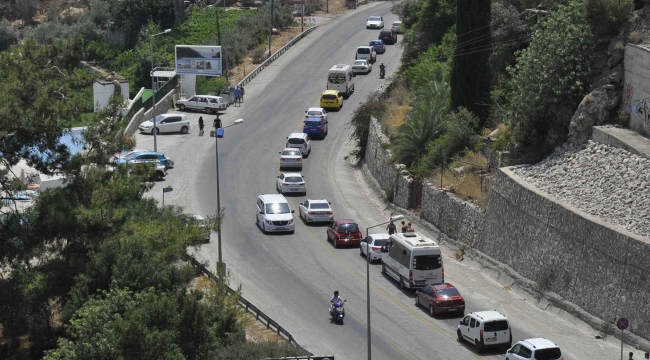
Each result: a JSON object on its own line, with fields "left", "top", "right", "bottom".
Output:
{"left": 330, "top": 290, "right": 343, "bottom": 315}
{"left": 379, "top": 63, "right": 386, "bottom": 73}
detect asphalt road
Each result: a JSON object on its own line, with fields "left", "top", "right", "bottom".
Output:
{"left": 136, "top": 3, "right": 638, "bottom": 359}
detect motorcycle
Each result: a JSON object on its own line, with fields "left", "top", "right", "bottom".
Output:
{"left": 330, "top": 299, "right": 346, "bottom": 324}
{"left": 379, "top": 67, "right": 386, "bottom": 79}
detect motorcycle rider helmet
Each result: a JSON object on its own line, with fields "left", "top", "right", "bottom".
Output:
{"left": 334, "top": 290, "right": 339, "bottom": 297}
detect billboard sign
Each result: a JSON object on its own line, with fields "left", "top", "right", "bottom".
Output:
{"left": 175, "top": 45, "right": 222, "bottom": 77}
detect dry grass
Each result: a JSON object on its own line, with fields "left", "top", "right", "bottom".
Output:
{"left": 380, "top": 82, "right": 413, "bottom": 138}
{"left": 315, "top": 0, "right": 349, "bottom": 15}
{"left": 431, "top": 152, "right": 491, "bottom": 208}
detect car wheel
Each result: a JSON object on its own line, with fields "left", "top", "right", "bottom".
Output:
{"left": 415, "top": 295, "right": 420, "bottom": 307}
{"left": 155, "top": 171, "right": 164, "bottom": 181}
{"left": 180, "top": 126, "right": 189, "bottom": 134}
{"left": 381, "top": 263, "right": 386, "bottom": 274}
{"left": 360, "top": 246, "right": 364, "bottom": 257}
{"left": 457, "top": 330, "right": 464, "bottom": 342}
{"left": 334, "top": 238, "right": 338, "bottom": 248}
{"left": 475, "top": 339, "right": 484, "bottom": 353}
{"left": 179, "top": 104, "right": 186, "bottom": 111}
{"left": 429, "top": 304, "right": 435, "bottom": 317}
{"left": 399, "top": 276, "right": 406, "bottom": 289}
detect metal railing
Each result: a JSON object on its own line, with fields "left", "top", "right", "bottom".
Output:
{"left": 125, "top": 75, "right": 179, "bottom": 121}
{"left": 181, "top": 253, "right": 311, "bottom": 354}
{"left": 236, "top": 24, "right": 319, "bottom": 88}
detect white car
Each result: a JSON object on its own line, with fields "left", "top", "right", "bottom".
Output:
{"left": 360, "top": 233, "right": 390, "bottom": 261}
{"left": 176, "top": 95, "right": 227, "bottom": 114}
{"left": 256, "top": 194, "right": 295, "bottom": 233}
{"left": 352, "top": 60, "right": 372, "bottom": 74}
{"left": 298, "top": 199, "right": 333, "bottom": 223}
{"left": 391, "top": 20, "right": 403, "bottom": 34}
{"left": 457, "top": 311, "right": 512, "bottom": 352}
{"left": 276, "top": 173, "right": 306, "bottom": 195}
{"left": 355, "top": 45, "right": 377, "bottom": 63}
{"left": 506, "top": 338, "right": 563, "bottom": 360}
{"left": 139, "top": 113, "right": 191, "bottom": 134}
{"left": 279, "top": 148, "right": 303, "bottom": 169}
{"left": 285, "top": 133, "right": 311, "bottom": 157}
{"left": 366, "top": 15, "right": 384, "bottom": 29}
{"left": 305, "top": 107, "right": 328, "bottom": 122}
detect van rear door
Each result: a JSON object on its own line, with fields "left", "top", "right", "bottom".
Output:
{"left": 412, "top": 251, "right": 442, "bottom": 285}
{"left": 483, "top": 320, "right": 510, "bottom": 345}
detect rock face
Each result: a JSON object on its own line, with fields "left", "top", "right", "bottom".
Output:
{"left": 567, "top": 78, "right": 622, "bottom": 144}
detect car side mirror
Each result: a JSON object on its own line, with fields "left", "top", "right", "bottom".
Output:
{"left": 507, "top": 349, "right": 512, "bottom": 354}
{"left": 459, "top": 320, "right": 463, "bottom": 325}
{"left": 328, "top": 202, "right": 332, "bottom": 204}
{"left": 291, "top": 210, "right": 295, "bottom": 213}
{"left": 278, "top": 151, "right": 281, "bottom": 154}
{"left": 259, "top": 211, "right": 263, "bottom": 214}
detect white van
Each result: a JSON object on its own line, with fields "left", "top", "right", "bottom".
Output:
{"left": 256, "top": 194, "right": 295, "bottom": 234}
{"left": 381, "top": 232, "right": 444, "bottom": 289}
{"left": 327, "top": 64, "right": 355, "bottom": 97}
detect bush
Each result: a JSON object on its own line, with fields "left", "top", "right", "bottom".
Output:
{"left": 391, "top": 0, "right": 420, "bottom": 28}
{"left": 251, "top": 46, "right": 267, "bottom": 63}
{"left": 585, "top": 0, "right": 633, "bottom": 36}
{"left": 212, "top": 341, "right": 310, "bottom": 360}
{"left": 14, "top": 0, "right": 39, "bottom": 25}
{"left": 348, "top": 92, "right": 386, "bottom": 160}
{"left": 0, "top": 20, "right": 17, "bottom": 51}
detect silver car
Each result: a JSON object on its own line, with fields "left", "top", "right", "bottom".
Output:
{"left": 276, "top": 173, "right": 306, "bottom": 195}
{"left": 298, "top": 199, "right": 334, "bottom": 223}
{"left": 279, "top": 148, "right": 303, "bottom": 169}
{"left": 352, "top": 60, "right": 372, "bottom": 74}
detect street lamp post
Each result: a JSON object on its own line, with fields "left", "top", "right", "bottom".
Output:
{"left": 365, "top": 214, "right": 404, "bottom": 360}
{"left": 162, "top": 185, "right": 173, "bottom": 206}
{"left": 215, "top": 118, "right": 244, "bottom": 276}
{"left": 150, "top": 29, "right": 172, "bottom": 152}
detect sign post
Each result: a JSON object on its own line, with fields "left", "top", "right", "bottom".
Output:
{"left": 617, "top": 317, "right": 629, "bottom": 360}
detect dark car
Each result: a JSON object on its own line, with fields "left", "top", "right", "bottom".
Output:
{"left": 369, "top": 39, "right": 386, "bottom": 54}
{"left": 378, "top": 29, "right": 397, "bottom": 45}
{"left": 415, "top": 283, "right": 466, "bottom": 316}
{"left": 327, "top": 219, "right": 363, "bottom": 248}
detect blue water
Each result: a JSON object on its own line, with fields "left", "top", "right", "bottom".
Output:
{"left": 59, "top": 128, "right": 86, "bottom": 155}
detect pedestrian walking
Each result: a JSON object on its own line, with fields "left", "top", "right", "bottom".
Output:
{"left": 213, "top": 115, "right": 222, "bottom": 129}
{"left": 386, "top": 219, "right": 396, "bottom": 235}
{"left": 198, "top": 116, "right": 205, "bottom": 136}
{"left": 400, "top": 221, "right": 408, "bottom": 233}
{"left": 240, "top": 85, "right": 245, "bottom": 102}
{"left": 644, "top": 352, "right": 649, "bottom": 360}
{"left": 629, "top": 352, "right": 635, "bottom": 360}
{"left": 234, "top": 86, "right": 242, "bottom": 106}
{"left": 407, "top": 222, "right": 414, "bottom": 232}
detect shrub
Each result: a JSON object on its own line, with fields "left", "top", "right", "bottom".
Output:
{"left": 391, "top": 0, "right": 420, "bottom": 28}
{"left": 628, "top": 29, "right": 643, "bottom": 43}
{"left": 14, "top": 0, "right": 39, "bottom": 25}
{"left": 348, "top": 92, "right": 386, "bottom": 160}
{"left": 212, "top": 341, "right": 310, "bottom": 360}
{"left": 0, "top": 20, "right": 17, "bottom": 51}
{"left": 251, "top": 46, "right": 267, "bottom": 63}
{"left": 585, "top": 0, "right": 633, "bottom": 36}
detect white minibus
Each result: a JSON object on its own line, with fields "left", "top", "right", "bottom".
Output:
{"left": 382, "top": 232, "right": 444, "bottom": 289}
{"left": 327, "top": 64, "right": 355, "bottom": 97}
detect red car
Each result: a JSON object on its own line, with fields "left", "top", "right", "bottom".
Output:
{"left": 327, "top": 220, "right": 363, "bottom": 248}
{"left": 415, "top": 283, "right": 466, "bottom": 316}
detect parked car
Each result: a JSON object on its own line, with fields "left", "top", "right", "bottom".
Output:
{"left": 360, "top": 233, "right": 390, "bottom": 261}
{"left": 139, "top": 113, "right": 191, "bottom": 134}
{"left": 506, "top": 338, "right": 563, "bottom": 360}
{"left": 176, "top": 95, "right": 227, "bottom": 113}
{"left": 276, "top": 172, "right": 306, "bottom": 195}
{"left": 366, "top": 16, "right": 384, "bottom": 29}
{"left": 327, "top": 219, "right": 363, "bottom": 248}
{"left": 285, "top": 133, "right": 312, "bottom": 156}
{"left": 305, "top": 107, "right": 328, "bottom": 122}
{"left": 391, "top": 20, "right": 403, "bottom": 34}
{"left": 352, "top": 60, "right": 372, "bottom": 75}
{"left": 379, "top": 29, "right": 397, "bottom": 45}
{"left": 255, "top": 194, "right": 295, "bottom": 233}
{"left": 298, "top": 199, "right": 333, "bottom": 223}
{"left": 107, "top": 161, "right": 167, "bottom": 181}
{"left": 279, "top": 148, "right": 303, "bottom": 169}
{"left": 415, "top": 283, "right": 466, "bottom": 316}
{"left": 320, "top": 90, "right": 343, "bottom": 111}
{"left": 355, "top": 45, "right": 377, "bottom": 63}
{"left": 457, "top": 311, "right": 512, "bottom": 352}
{"left": 369, "top": 39, "right": 386, "bottom": 54}
{"left": 303, "top": 117, "right": 328, "bottom": 139}
{"left": 113, "top": 150, "right": 174, "bottom": 169}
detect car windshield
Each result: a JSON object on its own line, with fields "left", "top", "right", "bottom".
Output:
{"left": 307, "top": 110, "right": 323, "bottom": 116}
{"left": 534, "top": 348, "right": 562, "bottom": 359}
{"left": 284, "top": 176, "right": 303, "bottom": 183}
{"left": 357, "top": 48, "right": 370, "bottom": 54}
{"left": 339, "top": 223, "right": 359, "bottom": 232}
{"left": 287, "top": 138, "right": 305, "bottom": 144}
{"left": 369, "top": 16, "right": 381, "bottom": 20}
{"left": 322, "top": 94, "right": 337, "bottom": 100}
{"left": 372, "top": 239, "right": 388, "bottom": 246}
{"left": 310, "top": 203, "right": 330, "bottom": 209}
{"left": 435, "top": 287, "right": 460, "bottom": 297}
{"left": 354, "top": 61, "right": 367, "bottom": 66}
{"left": 282, "top": 150, "right": 301, "bottom": 156}
{"left": 305, "top": 120, "right": 322, "bottom": 126}
{"left": 483, "top": 320, "right": 509, "bottom": 332}
{"left": 413, "top": 254, "right": 442, "bottom": 270}
{"left": 265, "top": 203, "right": 290, "bottom": 214}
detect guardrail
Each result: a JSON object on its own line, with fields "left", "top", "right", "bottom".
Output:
{"left": 237, "top": 24, "right": 318, "bottom": 88}
{"left": 181, "top": 253, "right": 312, "bottom": 354}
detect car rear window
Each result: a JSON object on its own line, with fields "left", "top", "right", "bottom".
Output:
{"left": 380, "top": 30, "right": 391, "bottom": 35}
{"left": 287, "top": 138, "right": 305, "bottom": 144}
{"left": 339, "top": 223, "right": 359, "bottom": 232}
{"left": 285, "top": 176, "right": 303, "bottom": 183}
{"left": 307, "top": 111, "right": 323, "bottom": 116}
{"left": 357, "top": 48, "right": 370, "bottom": 54}
{"left": 435, "top": 287, "right": 460, "bottom": 297}
{"left": 322, "top": 94, "right": 337, "bottom": 100}
{"left": 310, "top": 203, "right": 330, "bottom": 209}
{"left": 265, "top": 203, "right": 290, "bottom": 214}
{"left": 370, "top": 41, "right": 381, "bottom": 45}
{"left": 483, "top": 320, "right": 509, "bottom": 332}
{"left": 305, "top": 120, "right": 322, "bottom": 126}
{"left": 534, "top": 348, "right": 562, "bottom": 359}
{"left": 413, "top": 255, "right": 442, "bottom": 270}
{"left": 282, "top": 150, "right": 301, "bottom": 156}
{"left": 372, "top": 239, "right": 388, "bottom": 246}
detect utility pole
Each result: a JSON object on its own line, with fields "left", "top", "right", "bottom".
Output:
{"left": 327, "top": 0, "right": 329, "bottom": 13}
{"left": 269, "top": 0, "right": 273, "bottom": 58}
{"left": 301, "top": 0, "right": 305, "bottom": 32}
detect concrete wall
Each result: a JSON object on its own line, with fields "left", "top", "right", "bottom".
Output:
{"left": 362, "top": 117, "right": 650, "bottom": 342}
{"left": 124, "top": 88, "right": 177, "bottom": 137}
{"left": 622, "top": 44, "right": 650, "bottom": 135}
{"left": 93, "top": 81, "right": 129, "bottom": 111}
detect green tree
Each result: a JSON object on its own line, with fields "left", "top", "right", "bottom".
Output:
{"left": 585, "top": 0, "right": 633, "bottom": 36}
{"left": 451, "top": 0, "right": 492, "bottom": 122}
{"left": 404, "top": 0, "right": 455, "bottom": 62}
{"left": 107, "top": 0, "right": 177, "bottom": 49}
